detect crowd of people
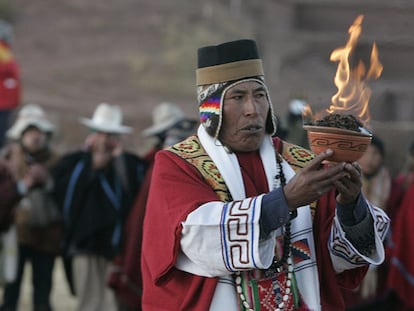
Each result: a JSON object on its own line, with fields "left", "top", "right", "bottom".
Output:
{"left": 0, "top": 18, "right": 412, "bottom": 311}
{"left": 0, "top": 100, "right": 197, "bottom": 311}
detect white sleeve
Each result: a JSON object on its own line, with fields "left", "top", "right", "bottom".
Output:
{"left": 329, "top": 200, "right": 390, "bottom": 273}
{"left": 176, "top": 195, "right": 277, "bottom": 277}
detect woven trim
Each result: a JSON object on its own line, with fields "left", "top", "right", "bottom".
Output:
{"left": 199, "top": 96, "right": 221, "bottom": 123}
{"left": 168, "top": 136, "right": 232, "bottom": 202}
{"left": 196, "top": 59, "right": 264, "bottom": 85}
{"left": 279, "top": 141, "right": 315, "bottom": 172}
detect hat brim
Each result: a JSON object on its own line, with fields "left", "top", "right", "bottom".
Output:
{"left": 6, "top": 119, "right": 55, "bottom": 140}
{"left": 79, "top": 118, "right": 132, "bottom": 134}
{"left": 142, "top": 118, "right": 180, "bottom": 137}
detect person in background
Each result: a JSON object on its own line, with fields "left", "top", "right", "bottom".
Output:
{"left": 278, "top": 97, "right": 309, "bottom": 148}
{"left": 394, "top": 140, "right": 414, "bottom": 191}
{"left": 0, "top": 154, "right": 56, "bottom": 290}
{"left": 141, "top": 39, "right": 390, "bottom": 311}
{"left": 387, "top": 140, "right": 414, "bottom": 221}
{"left": 359, "top": 136, "right": 391, "bottom": 211}
{"left": 52, "top": 102, "right": 147, "bottom": 311}
{"left": 0, "top": 19, "right": 21, "bottom": 148}
{"left": 142, "top": 102, "right": 198, "bottom": 149}
{"left": 342, "top": 136, "right": 392, "bottom": 310}
{"left": 108, "top": 101, "right": 197, "bottom": 311}
{"left": 383, "top": 139, "right": 414, "bottom": 311}
{"left": 0, "top": 104, "right": 61, "bottom": 311}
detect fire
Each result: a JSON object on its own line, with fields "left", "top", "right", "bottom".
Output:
{"left": 326, "top": 14, "right": 383, "bottom": 127}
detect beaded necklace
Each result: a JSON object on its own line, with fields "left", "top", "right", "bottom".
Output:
{"left": 235, "top": 153, "right": 296, "bottom": 311}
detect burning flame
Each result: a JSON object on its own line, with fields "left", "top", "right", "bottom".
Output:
{"left": 326, "top": 15, "right": 383, "bottom": 127}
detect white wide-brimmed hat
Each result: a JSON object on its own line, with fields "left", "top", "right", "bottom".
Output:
{"left": 142, "top": 102, "right": 185, "bottom": 137}
{"left": 6, "top": 103, "right": 55, "bottom": 140}
{"left": 79, "top": 102, "right": 132, "bottom": 134}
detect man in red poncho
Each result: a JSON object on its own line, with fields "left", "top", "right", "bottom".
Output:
{"left": 141, "top": 39, "right": 390, "bottom": 311}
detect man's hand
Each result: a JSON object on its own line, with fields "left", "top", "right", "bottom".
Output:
{"left": 334, "top": 162, "right": 362, "bottom": 205}
{"left": 23, "top": 164, "right": 49, "bottom": 189}
{"left": 86, "top": 132, "right": 123, "bottom": 170}
{"left": 283, "top": 149, "right": 348, "bottom": 210}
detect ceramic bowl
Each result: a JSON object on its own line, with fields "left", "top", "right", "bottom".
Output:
{"left": 303, "top": 125, "right": 372, "bottom": 162}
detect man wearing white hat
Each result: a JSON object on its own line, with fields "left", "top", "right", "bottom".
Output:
{"left": 52, "top": 102, "right": 147, "bottom": 311}
{"left": 0, "top": 103, "right": 61, "bottom": 311}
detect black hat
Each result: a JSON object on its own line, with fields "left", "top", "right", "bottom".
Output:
{"left": 196, "top": 39, "right": 264, "bottom": 86}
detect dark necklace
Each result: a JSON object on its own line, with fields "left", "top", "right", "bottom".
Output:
{"left": 268, "top": 154, "right": 292, "bottom": 273}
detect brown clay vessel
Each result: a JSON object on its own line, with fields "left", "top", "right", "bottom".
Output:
{"left": 303, "top": 125, "right": 372, "bottom": 162}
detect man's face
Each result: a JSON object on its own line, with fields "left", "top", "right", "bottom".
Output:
{"left": 85, "top": 131, "right": 122, "bottom": 169}
{"left": 359, "top": 144, "right": 383, "bottom": 176}
{"left": 89, "top": 131, "right": 120, "bottom": 153}
{"left": 219, "top": 80, "right": 269, "bottom": 153}
{"left": 21, "top": 126, "right": 48, "bottom": 153}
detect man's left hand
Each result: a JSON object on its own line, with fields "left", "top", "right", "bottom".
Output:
{"left": 334, "top": 162, "right": 362, "bottom": 205}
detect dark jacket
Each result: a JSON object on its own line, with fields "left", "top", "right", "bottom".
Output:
{"left": 52, "top": 150, "right": 147, "bottom": 259}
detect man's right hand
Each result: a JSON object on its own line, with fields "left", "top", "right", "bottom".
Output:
{"left": 86, "top": 132, "right": 122, "bottom": 170}
{"left": 282, "top": 149, "right": 347, "bottom": 210}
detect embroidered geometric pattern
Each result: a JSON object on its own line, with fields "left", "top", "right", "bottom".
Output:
{"left": 375, "top": 212, "right": 390, "bottom": 241}
{"left": 329, "top": 203, "right": 390, "bottom": 265}
{"left": 221, "top": 198, "right": 258, "bottom": 271}
{"left": 330, "top": 225, "right": 367, "bottom": 265}
{"left": 291, "top": 239, "right": 311, "bottom": 264}
{"left": 281, "top": 142, "right": 315, "bottom": 172}
{"left": 168, "top": 136, "right": 231, "bottom": 202}
{"left": 256, "top": 276, "right": 295, "bottom": 311}
{"left": 257, "top": 279, "right": 278, "bottom": 310}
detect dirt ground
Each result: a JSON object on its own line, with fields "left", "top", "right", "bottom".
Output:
{"left": 0, "top": 258, "right": 77, "bottom": 311}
